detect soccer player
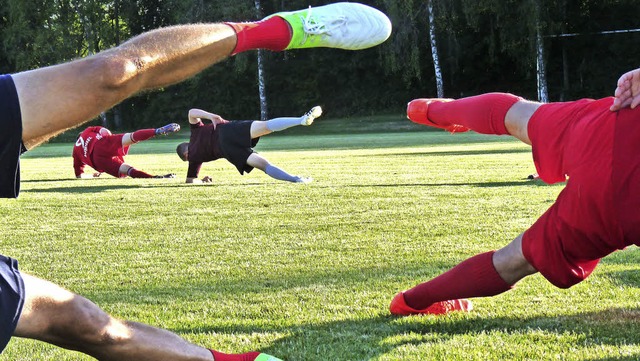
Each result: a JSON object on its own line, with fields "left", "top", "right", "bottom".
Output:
{"left": 0, "top": 3, "right": 391, "bottom": 360}
{"left": 389, "top": 72, "right": 640, "bottom": 316}
{"left": 176, "top": 106, "right": 322, "bottom": 184}
{"left": 73, "top": 124, "right": 180, "bottom": 179}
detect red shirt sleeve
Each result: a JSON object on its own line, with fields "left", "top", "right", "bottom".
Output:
{"left": 73, "top": 150, "right": 85, "bottom": 177}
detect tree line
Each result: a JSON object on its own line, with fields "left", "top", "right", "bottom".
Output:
{"left": 1, "top": 0, "right": 639, "bottom": 130}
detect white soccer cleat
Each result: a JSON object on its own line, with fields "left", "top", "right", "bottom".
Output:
{"left": 301, "top": 106, "right": 323, "bottom": 126}
{"left": 270, "top": 2, "right": 392, "bottom": 51}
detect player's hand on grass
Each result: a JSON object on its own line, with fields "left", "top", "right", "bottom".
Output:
{"left": 153, "top": 173, "right": 176, "bottom": 179}
{"left": 611, "top": 68, "right": 640, "bottom": 111}
{"left": 185, "top": 176, "right": 212, "bottom": 184}
{"left": 77, "top": 172, "right": 101, "bottom": 179}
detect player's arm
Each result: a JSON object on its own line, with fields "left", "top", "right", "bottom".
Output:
{"left": 185, "top": 161, "right": 211, "bottom": 183}
{"left": 611, "top": 68, "right": 640, "bottom": 111}
{"left": 74, "top": 163, "right": 101, "bottom": 178}
{"left": 188, "top": 108, "right": 228, "bottom": 128}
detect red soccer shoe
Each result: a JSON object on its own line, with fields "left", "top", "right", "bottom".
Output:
{"left": 389, "top": 292, "right": 473, "bottom": 316}
{"left": 406, "top": 98, "right": 470, "bottom": 133}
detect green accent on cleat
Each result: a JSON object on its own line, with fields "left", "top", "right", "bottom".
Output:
{"left": 255, "top": 353, "right": 283, "bottom": 361}
{"left": 269, "top": 2, "right": 392, "bottom": 51}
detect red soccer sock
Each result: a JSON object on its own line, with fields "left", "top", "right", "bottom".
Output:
{"left": 403, "top": 251, "right": 513, "bottom": 310}
{"left": 225, "top": 16, "right": 291, "bottom": 55}
{"left": 428, "top": 93, "right": 522, "bottom": 135}
{"left": 126, "top": 167, "right": 153, "bottom": 179}
{"left": 131, "top": 129, "right": 156, "bottom": 143}
{"left": 210, "top": 350, "right": 261, "bottom": 361}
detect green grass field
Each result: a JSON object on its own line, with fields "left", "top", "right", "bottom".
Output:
{"left": 1, "top": 121, "right": 639, "bottom": 360}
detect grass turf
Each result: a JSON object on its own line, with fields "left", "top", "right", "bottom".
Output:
{"left": 1, "top": 124, "right": 638, "bottom": 360}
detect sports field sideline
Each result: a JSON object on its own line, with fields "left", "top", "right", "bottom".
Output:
{"left": 2, "top": 120, "right": 638, "bottom": 360}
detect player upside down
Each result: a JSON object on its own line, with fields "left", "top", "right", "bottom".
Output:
{"left": 390, "top": 69, "right": 640, "bottom": 316}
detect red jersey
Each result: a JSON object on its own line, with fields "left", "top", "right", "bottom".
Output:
{"left": 523, "top": 97, "right": 640, "bottom": 288}
{"left": 72, "top": 126, "right": 105, "bottom": 177}
{"left": 72, "top": 127, "right": 129, "bottom": 177}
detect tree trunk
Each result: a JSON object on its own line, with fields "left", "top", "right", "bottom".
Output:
{"left": 255, "top": 0, "right": 268, "bottom": 120}
{"left": 428, "top": 0, "right": 444, "bottom": 97}
{"left": 534, "top": 0, "right": 548, "bottom": 102}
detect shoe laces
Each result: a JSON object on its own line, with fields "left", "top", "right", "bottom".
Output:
{"left": 300, "top": 6, "right": 347, "bottom": 44}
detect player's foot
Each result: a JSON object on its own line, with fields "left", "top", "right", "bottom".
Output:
{"left": 407, "top": 99, "right": 470, "bottom": 133}
{"left": 270, "top": 2, "right": 392, "bottom": 51}
{"left": 153, "top": 173, "right": 176, "bottom": 179}
{"left": 155, "top": 123, "right": 181, "bottom": 135}
{"left": 389, "top": 292, "right": 472, "bottom": 316}
{"left": 210, "top": 350, "right": 283, "bottom": 361}
{"left": 294, "top": 176, "right": 313, "bottom": 184}
{"left": 301, "top": 106, "right": 323, "bottom": 126}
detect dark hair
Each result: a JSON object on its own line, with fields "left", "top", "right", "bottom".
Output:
{"left": 176, "top": 142, "right": 189, "bottom": 161}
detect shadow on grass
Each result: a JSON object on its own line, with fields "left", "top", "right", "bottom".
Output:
{"left": 24, "top": 181, "right": 269, "bottom": 194}
{"left": 347, "top": 180, "right": 547, "bottom": 188}
{"left": 174, "top": 308, "right": 640, "bottom": 360}
{"left": 358, "top": 147, "right": 532, "bottom": 158}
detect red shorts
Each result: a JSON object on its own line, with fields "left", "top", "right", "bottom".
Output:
{"left": 91, "top": 134, "right": 130, "bottom": 177}
{"left": 523, "top": 97, "right": 637, "bottom": 288}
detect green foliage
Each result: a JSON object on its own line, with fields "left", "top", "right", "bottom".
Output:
{"left": 1, "top": 0, "right": 640, "bottom": 129}
{"left": 4, "top": 126, "right": 640, "bottom": 360}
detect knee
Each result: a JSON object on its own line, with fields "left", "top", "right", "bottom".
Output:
{"left": 49, "top": 296, "right": 131, "bottom": 348}
{"left": 87, "top": 54, "right": 143, "bottom": 96}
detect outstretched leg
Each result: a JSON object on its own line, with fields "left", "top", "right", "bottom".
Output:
{"left": 246, "top": 153, "right": 311, "bottom": 183}
{"left": 14, "top": 273, "right": 279, "bottom": 361}
{"left": 390, "top": 233, "right": 537, "bottom": 316}
{"left": 16, "top": 3, "right": 390, "bottom": 149}
{"left": 121, "top": 123, "right": 181, "bottom": 147}
{"left": 250, "top": 106, "right": 322, "bottom": 139}
{"left": 407, "top": 93, "right": 542, "bottom": 144}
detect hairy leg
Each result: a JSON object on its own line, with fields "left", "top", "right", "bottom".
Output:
{"left": 14, "top": 273, "right": 213, "bottom": 361}
{"left": 15, "top": 24, "right": 237, "bottom": 149}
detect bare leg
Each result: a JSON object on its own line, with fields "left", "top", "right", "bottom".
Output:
{"left": 249, "top": 122, "right": 273, "bottom": 139}
{"left": 492, "top": 233, "right": 538, "bottom": 285}
{"left": 246, "top": 153, "right": 309, "bottom": 183}
{"left": 504, "top": 100, "right": 542, "bottom": 145}
{"left": 14, "top": 273, "right": 213, "bottom": 361}
{"left": 14, "top": 24, "right": 237, "bottom": 149}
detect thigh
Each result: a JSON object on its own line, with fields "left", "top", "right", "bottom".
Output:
{"left": 0, "top": 255, "right": 24, "bottom": 352}
{"left": 14, "top": 273, "right": 112, "bottom": 346}
{"left": 12, "top": 57, "right": 122, "bottom": 148}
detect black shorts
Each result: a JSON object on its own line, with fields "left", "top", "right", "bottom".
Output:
{"left": 0, "top": 74, "right": 24, "bottom": 198}
{"left": 218, "top": 120, "right": 260, "bottom": 174}
{"left": 0, "top": 255, "right": 25, "bottom": 353}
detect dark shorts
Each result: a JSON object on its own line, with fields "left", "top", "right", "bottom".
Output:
{"left": 92, "top": 134, "right": 129, "bottom": 177}
{"left": 218, "top": 120, "right": 260, "bottom": 174}
{"left": 523, "top": 98, "right": 628, "bottom": 288}
{"left": 0, "top": 74, "right": 24, "bottom": 198}
{"left": 0, "top": 255, "right": 25, "bottom": 353}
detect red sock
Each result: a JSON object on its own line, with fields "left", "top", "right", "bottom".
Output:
{"left": 225, "top": 16, "right": 291, "bottom": 55}
{"left": 131, "top": 129, "right": 156, "bottom": 143}
{"left": 428, "top": 93, "right": 522, "bottom": 135}
{"left": 126, "top": 167, "right": 153, "bottom": 178}
{"left": 403, "top": 251, "right": 513, "bottom": 310}
{"left": 210, "top": 350, "right": 261, "bottom": 361}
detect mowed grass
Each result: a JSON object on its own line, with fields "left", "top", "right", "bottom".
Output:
{"left": 1, "top": 122, "right": 639, "bottom": 360}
